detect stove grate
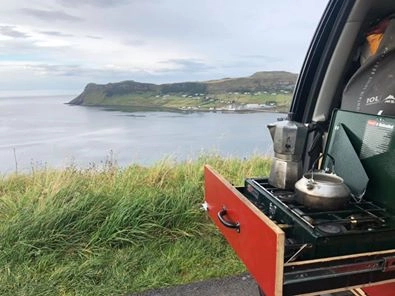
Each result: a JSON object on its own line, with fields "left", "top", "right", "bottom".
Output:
{"left": 250, "top": 178, "right": 394, "bottom": 232}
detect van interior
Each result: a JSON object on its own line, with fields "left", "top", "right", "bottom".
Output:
{"left": 313, "top": 0, "right": 395, "bottom": 123}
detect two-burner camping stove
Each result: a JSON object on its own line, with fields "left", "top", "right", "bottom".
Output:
{"left": 243, "top": 178, "right": 395, "bottom": 262}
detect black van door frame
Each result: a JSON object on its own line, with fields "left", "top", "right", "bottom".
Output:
{"left": 291, "top": 0, "right": 356, "bottom": 124}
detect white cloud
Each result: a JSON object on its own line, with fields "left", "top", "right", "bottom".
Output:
{"left": 20, "top": 8, "right": 83, "bottom": 22}
{"left": 0, "top": 0, "right": 329, "bottom": 93}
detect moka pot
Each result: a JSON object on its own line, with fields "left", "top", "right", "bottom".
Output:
{"left": 267, "top": 119, "right": 308, "bottom": 189}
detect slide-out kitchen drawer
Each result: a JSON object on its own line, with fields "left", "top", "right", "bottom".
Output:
{"left": 204, "top": 165, "right": 395, "bottom": 296}
{"left": 204, "top": 165, "right": 285, "bottom": 296}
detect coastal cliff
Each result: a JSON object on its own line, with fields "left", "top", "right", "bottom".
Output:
{"left": 69, "top": 71, "right": 297, "bottom": 111}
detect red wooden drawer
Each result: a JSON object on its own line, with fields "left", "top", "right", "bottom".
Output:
{"left": 204, "top": 165, "right": 395, "bottom": 296}
{"left": 204, "top": 165, "right": 285, "bottom": 296}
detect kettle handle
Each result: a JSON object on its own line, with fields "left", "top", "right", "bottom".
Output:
{"left": 309, "top": 154, "right": 335, "bottom": 180}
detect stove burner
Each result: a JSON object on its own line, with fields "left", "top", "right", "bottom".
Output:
{"left": 316, "top": 222, "right": 347, "bottom": 234}
{"left": 277, "top": 193, "right": 295, "bottom": 203}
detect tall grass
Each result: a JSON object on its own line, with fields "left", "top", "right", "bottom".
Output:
{"left": 0, "top": 155, "right": 271, "bottom": 295}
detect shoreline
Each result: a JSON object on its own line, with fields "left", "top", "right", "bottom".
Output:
{"left": 66, "top": 102, "right": 289, "bottom": 114}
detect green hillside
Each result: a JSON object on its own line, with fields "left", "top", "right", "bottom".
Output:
{"left": 69, "top": 71, "right": 297, "bottom": 112}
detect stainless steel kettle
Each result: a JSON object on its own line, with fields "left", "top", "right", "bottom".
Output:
{"left": 267, "top": 115, "right": 308, "bottom": 189}
{"left": 294, "top": 154, "right": 351, "bottom": 210}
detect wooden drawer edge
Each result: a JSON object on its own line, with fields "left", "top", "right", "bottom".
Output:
{"left": 285, "top": 248, "right": 395, "bottom": 267}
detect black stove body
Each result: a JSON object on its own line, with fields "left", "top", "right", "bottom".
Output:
{"left": 243, "top": 178, "right": 395, "bottom": 261}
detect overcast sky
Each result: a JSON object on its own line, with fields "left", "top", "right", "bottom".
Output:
{"left": 0, "top": 0, "right": 328, "bottom": 95}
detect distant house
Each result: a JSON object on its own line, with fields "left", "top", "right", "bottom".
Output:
{"left": 245, "top": 104, "right": 260, "bottom": 109}
{"left": 260, "top": 103, "right": 276, "bottom": 109}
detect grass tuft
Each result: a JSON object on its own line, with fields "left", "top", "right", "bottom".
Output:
{"left": 0, "top": 154, "right": 271, "bottom": 295}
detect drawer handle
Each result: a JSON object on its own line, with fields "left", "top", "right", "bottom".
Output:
{"left": 217, "top": 208, "right": 240, "bottom": 233}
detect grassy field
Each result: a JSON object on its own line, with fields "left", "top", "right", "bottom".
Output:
{"left": 0, "top": 155, "right": 271, "bottom": 295}
{"left": 78, "top": 91, "right": 292, "bottom": 112}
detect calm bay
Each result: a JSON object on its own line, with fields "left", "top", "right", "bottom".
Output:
{"left": 0, "top": 95, "right": 280, "bottom": 174}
